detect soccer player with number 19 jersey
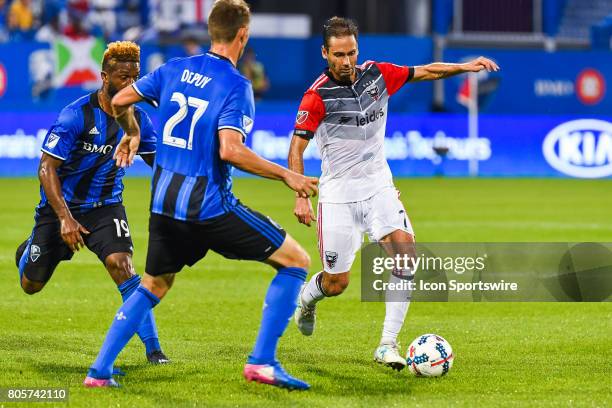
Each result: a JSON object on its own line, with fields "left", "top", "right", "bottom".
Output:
{"left": 289, "top": 17, "right": 499, "bottom": 370}
{"left": 16, "top": 41, "right": 169, "bottom": 365}
{"left": 84, "top": 0, "right": 318, "bottom": 390}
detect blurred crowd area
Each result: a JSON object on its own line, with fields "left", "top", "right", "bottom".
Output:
{"left": 0, "top": 0, "right": 610, "bottom": 105}
{"left": 2, "top": 0, "right": 612, "bottom": 46}
{"left": 0, "top": 0, "right": 216, "bottom": 44}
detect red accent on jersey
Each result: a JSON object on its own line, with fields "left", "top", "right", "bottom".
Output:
{"left": 309, "top": 73, "right": 328, "bottom": 91}
{"left": 294, "top": 89, "right": 326, "bottom": 134}
{"left": 376, "top": 62, "right": 410, "bottom": 96}
{"left": 359, "top": 60, "right": 376, "bottom": 69}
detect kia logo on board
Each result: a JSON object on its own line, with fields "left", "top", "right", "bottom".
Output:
{"left": 543, "top": 119, "right": 612, "bottom": 178}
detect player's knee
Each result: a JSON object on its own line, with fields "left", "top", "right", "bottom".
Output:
{"left": 273, "top": 236, "right": 311, "bottom": 269}
{"left": 22, "top": 285, "right": 42, "bottom": 295}
{"left": 322, "top": 273, "right": 349, "bottom": 296}
{"left": 21, "top": 279, "right": 45, "bottom": 295}
{"left": 105, "top": 253, "right": 134, "bottom": 285}
{"left": 142, "top": 273, "right": 174, "bottom": 300}
{"left": 291, "top": 246, "right": 311, "bottom": 270}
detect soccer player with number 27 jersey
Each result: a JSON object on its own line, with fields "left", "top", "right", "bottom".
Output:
{"left": 84, "top": 0, "right": 318, "bottom": 390}
{"left": 289, "top": 17, "right": 499, "bottom": 370}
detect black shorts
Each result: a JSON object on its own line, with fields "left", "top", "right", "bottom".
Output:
{"left": 17, "top": 204, "right": 134, "bottom": 283}
{"left": 146, "top": 203, "right": 287, "bottom": 276}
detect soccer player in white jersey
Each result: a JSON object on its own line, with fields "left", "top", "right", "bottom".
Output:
{"left": 288, "top": 17, "right": 499, "bottom": 370}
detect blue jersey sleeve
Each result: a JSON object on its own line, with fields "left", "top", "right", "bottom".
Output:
{"left": 137, "top": 110, "right": 157, "bottom": 154}
{"left": 41, "top": 107, "right": 82, "bottom": 160}
{"left": 218, "top": 80, "right": 255, "bottom": 140}
{"left": 133, "top": 68, "right": 162, "bottom": 108}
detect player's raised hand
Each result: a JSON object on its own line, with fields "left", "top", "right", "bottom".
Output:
{"left": 463, "top": 56, "right": 499, "bottom": 73}
{"left": 294, "top": 197, "right": 316, "bottom": 226}
{"left": 114, "top": 134, "right": 141, "bottom": 168}
{"left": 284, "top": 171, "right": 319, "bottom": 198}
{"left": 60, "top": 215, "right": 90, "bottom": 252}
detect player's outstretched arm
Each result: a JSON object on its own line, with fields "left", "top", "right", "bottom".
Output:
{"left": 112, "top": 86, "right": 144, "bottom": 168}
{"left": 288, "top": 133, "right": 316, "bottom": 226}
{"left": 411, "top": 56, "right": 499, "bottom": 81}
{"left": 219, "top": 128, "right": 318, "bottom": 198}
{"left": 38, "top": 153, "right": 90, "bottom": 251}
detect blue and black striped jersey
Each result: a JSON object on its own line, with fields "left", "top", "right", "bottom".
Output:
{"left": 39, "top": 92, "right": 157, "bottom": 210}
{"left": 133, "top": 52, "right": 255, "bottom": 221}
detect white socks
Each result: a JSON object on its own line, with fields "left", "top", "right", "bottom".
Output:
{"left": 381, "top": 269, "right": 412, "bottom": 346}
{"left": 300, "top": 269, "right": 411, "bottom": 347}
{"left": 300, "top": 271, "right": 326, "bottom": 308}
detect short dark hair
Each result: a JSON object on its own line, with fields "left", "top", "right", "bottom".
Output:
{"left": 323, "top": 17, "right": 358, "bottom": 49}
{"left": 208, "top": 0, "right": 251, "bottom": 44}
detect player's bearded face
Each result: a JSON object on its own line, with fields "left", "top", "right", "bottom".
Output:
{"left": 105, "top": 62, "right": 140, "bottom": 98}
{"left": 324, "top": 35, "right": 358, "bottom": 83}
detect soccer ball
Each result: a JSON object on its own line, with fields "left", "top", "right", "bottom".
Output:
{"left": 406, "top": 334, "right": 454, "bottom": 377}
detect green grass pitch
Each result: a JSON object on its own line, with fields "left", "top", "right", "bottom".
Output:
{"left": 0, "top": 178, "right": 611, "bottom": 407}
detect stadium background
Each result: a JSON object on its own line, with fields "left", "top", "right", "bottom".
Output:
{"left": 0, "top": 1, "right": 611, "bottom": 406}
{"left": 0, "top": 0, "right": 611, "bottom": 178}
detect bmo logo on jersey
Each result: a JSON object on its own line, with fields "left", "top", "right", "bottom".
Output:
{"left": 83, "top": 142, "right": 114, "bottom": 155}
{"left": 356, "top": 108, "right": 385, "bottom": 126}
{"left": 543, "top": 119, "right": 612, "bottom": 178}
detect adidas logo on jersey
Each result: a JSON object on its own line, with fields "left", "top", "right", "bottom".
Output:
{"left": 89, "top": 127, "right": 100, "bottom": 135}
{"left": 355, "top": 108, "right": 384, "bottom": 126}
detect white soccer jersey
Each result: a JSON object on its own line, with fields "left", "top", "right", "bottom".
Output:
{"left": 294, "top": 61, "right": 414, "bottom": 203}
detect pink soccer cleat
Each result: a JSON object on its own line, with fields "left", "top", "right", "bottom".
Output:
{"left": 83, "top": 377, "right": 120, "bottom": 388}
{"left": 244, "top": 362, "right": 310, "bottom": 391}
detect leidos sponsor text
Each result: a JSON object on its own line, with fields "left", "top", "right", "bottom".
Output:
{"left": 356, "top": 108, "right": 384, "bottom": 126}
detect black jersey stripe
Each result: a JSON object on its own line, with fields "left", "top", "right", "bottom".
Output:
{"left": 150, "top": 165, "right": 162, "bottom": 210}
{"left": 186, "top": 175, "right": 208, "bottom": 220}
{"left": 68, "top": 102, "right": 98, "bottom": 204}
{"left": 98, "top": 110, "right": 143, "bottom": 203}
{"left": 98, "top": 119, "right": 121, "bottom": 202}
{"left": 162, "top": 172, "right": 187, "bottom": 217}
{"left": 57, "top": 101, "right": 96, "bottom": 179}
{"left": 71, "top": 106, "right": 119, "bottom": 205}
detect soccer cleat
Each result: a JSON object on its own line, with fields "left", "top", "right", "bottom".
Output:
{"left": 374, "top": 343, "right": 407, "bottom": 371}
{"left": 294, "top": 291, "right": 316, "bottom": 336}
{"left": 15, "top": 239, "right": 28, "bottom": 268}
{"left": 83, "top": 377, "right": 120, "bottom": 388}
{"left": 243, "top": 362, "right": 310, "bottom": 391}
{"left": 147, "top": 350, "right": 170, "bottom": 364}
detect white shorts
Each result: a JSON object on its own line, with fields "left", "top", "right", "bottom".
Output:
{"left": 316, "top": 187, "right": 414, "bottom": 274}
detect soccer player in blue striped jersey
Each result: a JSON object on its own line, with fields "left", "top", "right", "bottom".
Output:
{"left": 83, "top": 0, "right": 318, "bottom": 390}
{"left": 15, "top": 41, "right": 169, "bottom": 365}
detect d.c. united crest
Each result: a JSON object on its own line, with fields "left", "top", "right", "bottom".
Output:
{"left": 325, "top": 251, "right": 338, "bottom": 269}
{"left": 365, "top": 83, "right": 380, "bottom": 101}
